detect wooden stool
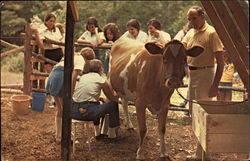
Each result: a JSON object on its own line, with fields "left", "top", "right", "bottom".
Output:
{"left": 71, "top": 119, "right": 92, "bottom": 154}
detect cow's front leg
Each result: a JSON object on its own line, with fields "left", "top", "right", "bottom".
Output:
{"left": 121, "top": 98, "right": 134, "bottom": 129}
{"left": 136, "top": 106, "right": 147, "bottom": 160}
{"left": 158, "top": 106, "right": 168, "bottom": 158}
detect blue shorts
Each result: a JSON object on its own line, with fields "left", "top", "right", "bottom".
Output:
{"left": 46, "top": 66, "right": 64, "bottom": 97}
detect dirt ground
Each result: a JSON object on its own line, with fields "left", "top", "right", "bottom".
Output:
{"left": 1, "top": 91, "right": 248, "bottom": 161}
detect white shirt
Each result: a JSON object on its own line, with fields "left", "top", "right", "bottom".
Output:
{"left": 78, "top": 31, "right": 105, "bottom": 43}
{"left": 39, "top": 25, "right": 64, "bottom": 49}
{"left": 72, "top": 73, "right": 105, "bottom": 102}
{"left": 148, "top": 30, "right": 171, "bottom": 44}
{"left": 173, "top": 30, "right": 185, "bottom": 41}
{"left": 56, "top": 54, "right": 85, "bottom": 71}
{"left": 120, "top": 31, "right": 148, "bottom": 43}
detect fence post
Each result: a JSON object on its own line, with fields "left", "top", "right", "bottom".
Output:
{"left": 23, "top": 23, "right": 32, "bottom": 95}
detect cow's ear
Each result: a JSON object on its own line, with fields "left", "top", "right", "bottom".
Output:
{"left": 186, "top": 46, "right": 204, "bottom": 57}
{"left": 145, "top": 42, "right": 164, "bottom": 55}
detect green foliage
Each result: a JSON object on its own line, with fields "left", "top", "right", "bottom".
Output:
{"left": 1, "top": 52, "right": 24, "bottom": 73}
{"left": 1, "top": 1, "right": 249, "bottom": 73}
{"left": 1, "top": 1, "right": 62, "bottom": 39}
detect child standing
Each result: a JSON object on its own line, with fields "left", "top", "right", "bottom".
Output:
{"left": 217, "top": 50, "right": 235, "bottom": 101}
{"left": 147, "top": 18, "right": 171, "bottom": 48}
{"left": 103, "top": 23, "right": 120, "bottom": 75}
{"left": 120, "top": 19, "right": 148, "bottom": 43}
{"left": 77, "top": 17, "right": 105, "bottom": 59}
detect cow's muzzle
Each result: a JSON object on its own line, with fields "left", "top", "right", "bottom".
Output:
{"left": 164, "top": 76, "right": 182, "bottom": 89}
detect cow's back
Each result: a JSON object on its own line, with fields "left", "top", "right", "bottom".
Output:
{"left": 109, "top": 39, "right": 145, "bottom": 100}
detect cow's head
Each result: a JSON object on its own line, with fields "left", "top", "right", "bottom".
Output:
{"left": 145, "top": 40, "right": 203, "bottom": 89}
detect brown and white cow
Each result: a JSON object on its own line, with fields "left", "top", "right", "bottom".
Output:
{"left": 108, "top": 38, "right": 203, "bottom": 160}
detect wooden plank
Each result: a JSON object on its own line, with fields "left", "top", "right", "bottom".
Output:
{"left": 0, "top": 39, "right": 19, "bottom": 49}
{"left": 31, "top": 56, "right": 44, "bottom": 63}
{"left": 225, "top": 0, "right": 249, "bottom": 44}
{"left": 207, "top": 134, "right": 250, "bottom": 153}
{"left": 0, "top": 46, "right": 24, "bottom": 57}
{"left": 30, "top": 75, "right": 47, "bottom": 80}
{"left": 201, "top": 1, "right": 249, "bottom": 91}
{"left": 32, "top": 52, "right": 57, "bottom": 65}
{"left": 206, "top": 114, "right": 250, "bottom": 134}
{"left": 0, "top": 84, "right": 23, "bottom": 89}
{"left": 192, "top": 104, "right": 208, "bottom": 152}
{"left": 61, "top": 2, "right": 75, "bottom": 160}
{"left": 32, "top": 71, "right": 49, "bottom": 77}
{"left": 23, "top": 23, "right": 33, "bottom": 95}
{"left": 211, "top": 1, "right": 249, "bottom": 70}
{"left": 69, "top": 1, "right": 79, "bottom": 21}
{"left": 1, "top": 88, "right": 23, "bottom": 94}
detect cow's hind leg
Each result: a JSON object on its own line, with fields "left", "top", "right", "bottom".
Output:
{"left": 121, "top": 98, "right": 134, "bottom": 129}
{"left": 136, "top": 106, "right": 147, "bottom": 160}
{"left": 158, "top": 106, "right": 168, "bottom": 158}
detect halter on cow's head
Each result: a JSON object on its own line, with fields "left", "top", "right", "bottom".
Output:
{"left": 145, "top": 40, "right": 203, "bottom": 89}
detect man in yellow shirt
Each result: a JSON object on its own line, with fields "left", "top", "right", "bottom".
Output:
{"left": 182, "top": 6, "right": 224, "bottom": 161}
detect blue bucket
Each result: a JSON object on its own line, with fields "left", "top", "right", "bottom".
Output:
{"left": 32, "top": 92, "right": 46, "bottom": 112}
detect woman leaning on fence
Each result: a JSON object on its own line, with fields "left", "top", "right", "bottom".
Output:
{"left": 31, "top": 13, "right": 64, "bottom": 73}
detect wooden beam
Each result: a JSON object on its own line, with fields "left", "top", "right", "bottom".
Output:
{"left": 0, "top": 84, "right": 23, "bottom": 89}
{"left": 69, "top": 1, "right": 79, "bottom": 21}
{"left": 32, "top": 52, "right": 57, "bottom": 65}
{"left": 0, "top": 39, "right": 19, "bottom": 49}
{"left": 1, "top": 89, "right": 23, "bottom": 94}
{"left": 225, "top": 0, "right": 249, "bottom": 44}
{"left": 211, "top": 1, "right": 249, "bottom": 69}
{"left": 23, "top": 24, "right": 33, "bottom": 95}
{"left": 61, "top": 1, "right": 75, "bottom": 160}
{"left": 0, "top": 46, "right": 24, "bottom": 57}
{"left": 31, "top": 71, "right": 49, "bottom": 77}
{"left": 201, "top": 1, "right": 249, "bottom": 91}
{"left": 44, "top": 39, "right": 112, "bottom": 50}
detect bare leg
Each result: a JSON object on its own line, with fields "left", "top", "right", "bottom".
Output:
{"left": 54, "top": 96, "right": 63, "bottom": 143}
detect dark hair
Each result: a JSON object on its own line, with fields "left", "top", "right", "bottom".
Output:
{"left": 126, "top": 19, "right": 140, "bottom": 31}
{"left": 147, "top": 18, "right": 161, "bottom": 30}
{"left": 190, "top": 6, "right": 205, "bottom": 16}
{"left": 85, "top": 16, "right": 102, "bottom": 32}
{"left": 87, "top": 59, "right": 103, "bottom": 74}
{"left": 103, "top": 23, "right": 120, "bottom": 42}
{"left": 44, "top": 13, "right": 56, "bottom": 32}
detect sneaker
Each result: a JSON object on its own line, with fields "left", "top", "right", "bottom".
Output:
{"left": 48, "top": 102, "right": 55, "bottom": 108}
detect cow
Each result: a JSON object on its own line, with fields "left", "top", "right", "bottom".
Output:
{"left": 108, "top": 38, "right": 203, "bottom": 160}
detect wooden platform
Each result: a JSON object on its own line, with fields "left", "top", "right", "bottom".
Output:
{"left": 192, "top": 100, "right": 250, "bottom": 153}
